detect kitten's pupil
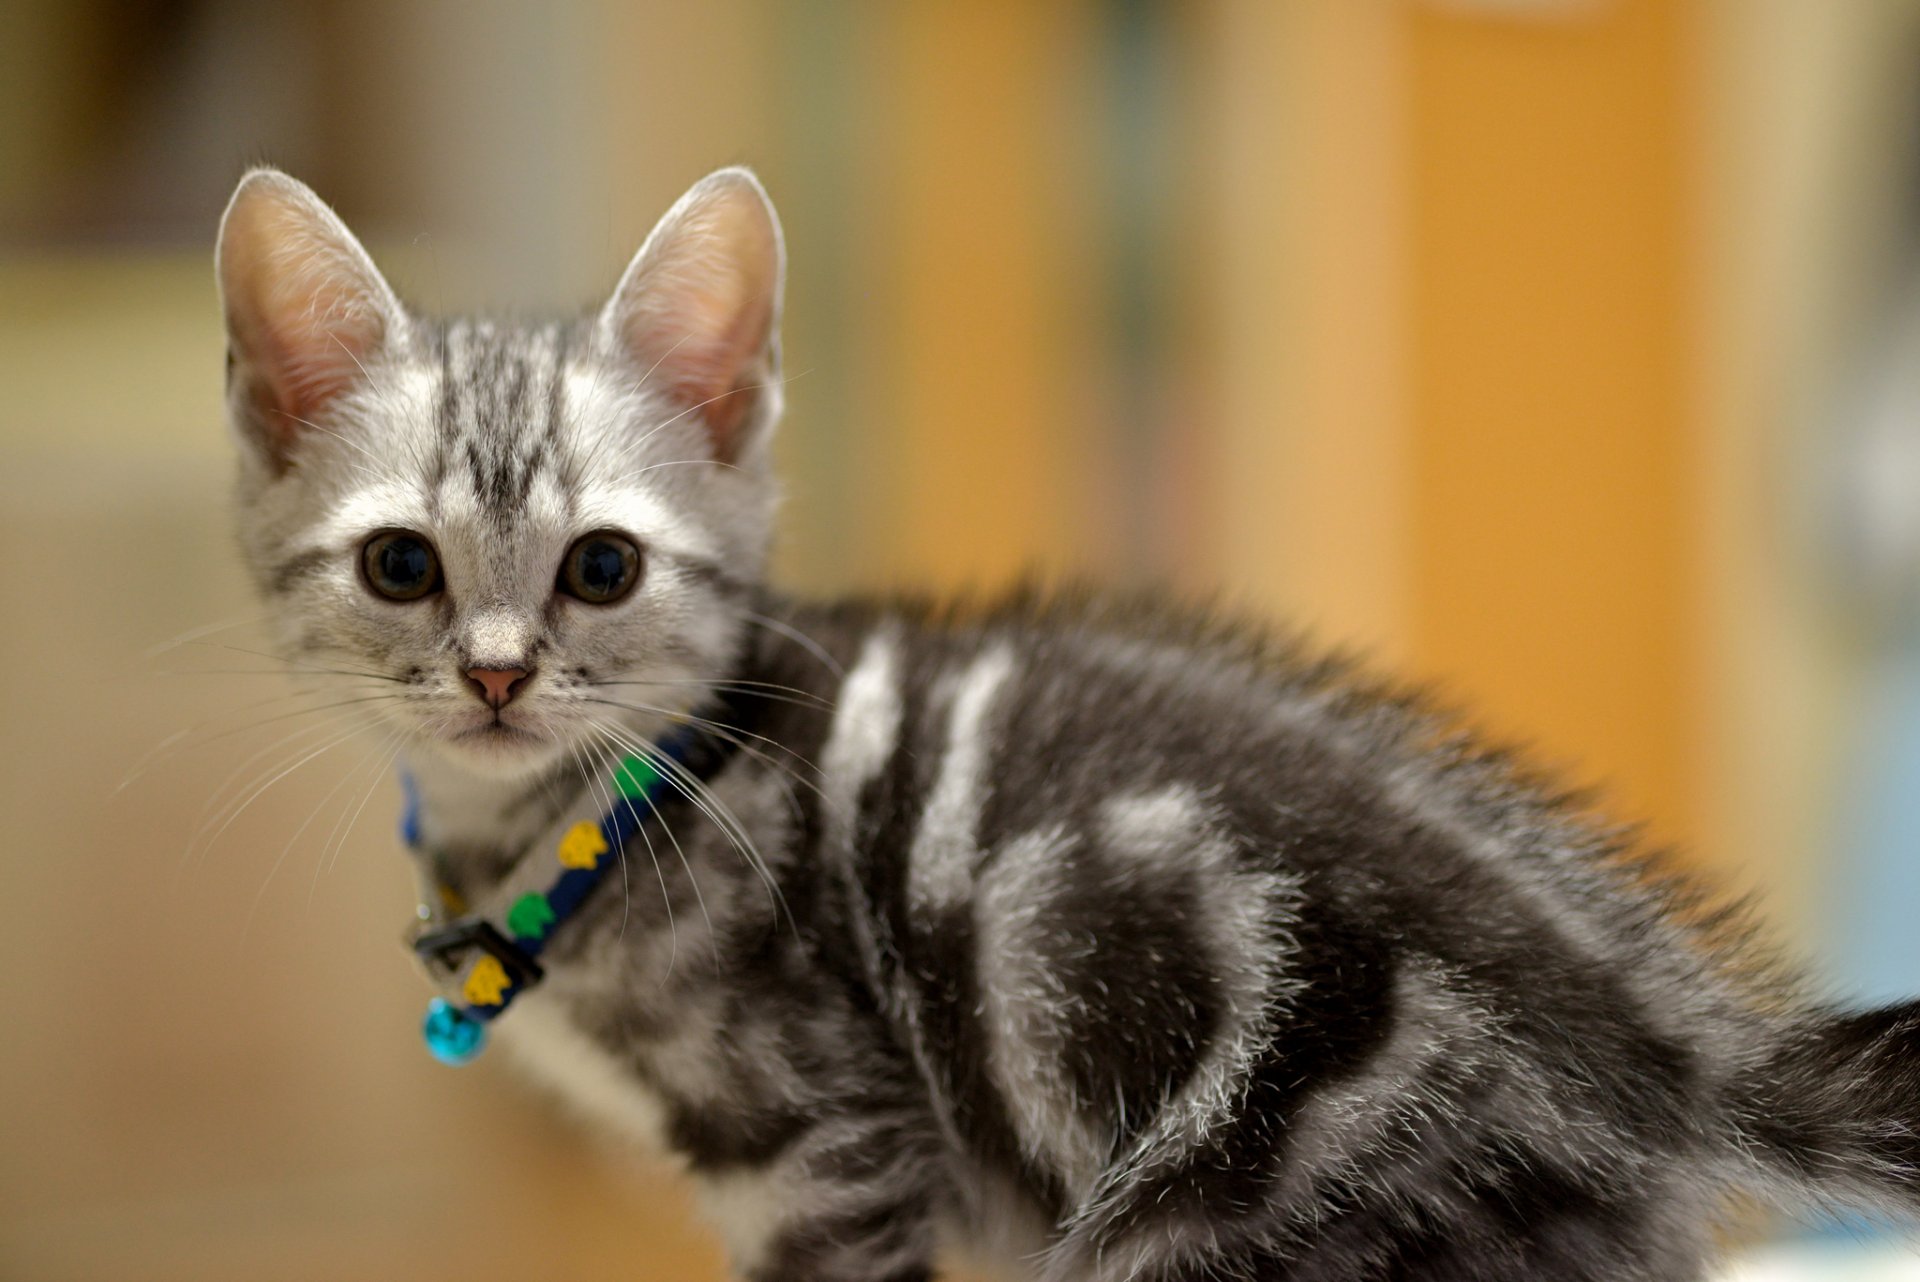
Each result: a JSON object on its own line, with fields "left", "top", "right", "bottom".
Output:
{"left": 385, "top": 541, "right": 430, "bottom": 586}
{"left": 363, "top": 532, "right": 440, "bottom": 601}
{"left": 578, "top": 544, "right": 623, "bottom": 594}
{"left": 560, "top": 533, "right": 640, "bottom": 604}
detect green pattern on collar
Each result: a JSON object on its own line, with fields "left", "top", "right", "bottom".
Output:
{"left": 611, "top": 752, "right": 663, "bottom": 800}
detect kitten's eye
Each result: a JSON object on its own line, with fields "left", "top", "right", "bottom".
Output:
{"left": 362, "top": 531, "right": 441, "bottom": 601}
{"left": 559, "top": 532, "right": 641, "bottom": 604}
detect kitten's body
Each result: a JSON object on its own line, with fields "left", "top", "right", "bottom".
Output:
{"left": 218, "top": 169, "right": 1920, "bottom": 1281}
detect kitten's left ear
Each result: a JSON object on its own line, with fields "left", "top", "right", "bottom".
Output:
{"left": 216, "top": 167, "right": 406, "bottom": 469}
{"left": 598, "top": 168, "right": 785, "bottom": 463}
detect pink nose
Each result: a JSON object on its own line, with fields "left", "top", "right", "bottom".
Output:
{"left": 466, "top": 666, "right": 530, "bottom": 709}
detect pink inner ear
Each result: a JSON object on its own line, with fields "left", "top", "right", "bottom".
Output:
{"left": 219, "top": 174, "right": 397, "bottom": 465}
{"left": 606, "top": 174, "right": 782, "bottom": 463}
{"left": 228, "top": 288, "right": 387, "bottom": 468}
{"left": 702, "top": 374, "right": 757, "bottom": 450}
{"left": 247, "top": 288, "right": 385, "bottom": 433}
{"left": 646, "top": 288, "right": 774, "bottom": 452}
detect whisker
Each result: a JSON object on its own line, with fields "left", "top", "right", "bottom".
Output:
{"left": 182, "top": 709, "right": 378, "bottom": 832}
{"left": 319, "top": 729, "right": 405, "bottom": 880}
{"left": 605, "top": 457, "right": 742, "bottom": 488}
{"left": 327, "top": 330, "right": 375, "bottom": 386}
{"left": 188, "top": 720, "right": 371, "bottom": 870}
{"left": 588, "top": 676, "right": 835, "bottom": 714}
{"left": 568, "top": 349, "right": 639, "bottom": 481}
{"left": 235, "top": 730, "right": 395, "bottom": 924}
{"left": 569, "top": 736, "right": 651, "bottom": 957}
{"left": 581, "top": 695, "right": 829, "bottom": 808}
{"left": 142, "top": 611, "right": 272, "bottom": 660}
{"left": 183, "top": 642, "right": 409, "bottom": 684}
{"left": 576, "top": 737, "right": 635, "bottom": 944}
{"left": 594, "top": 719, "right": 788, "bottom": 931}
{"left": 591, "top": 722, "right": 714, "bottom": 954}
{"left": 634, "top": 330, "right": 697, "bottom": 394}
{"left": 589, "top": 725, "right": 708, "bottom": 957}
{"left": 172, "top": 693, "right": 409, "bottom": 773}
{"left": 312, "top": 730, "right": 401, "bottom": 886}
{"left": 163, "top": 663, "right": 408, "bottom": 686}
{"left": 529, "top": 755, "right": 573, "bottom": 823}
{"left": 742, "top": 611, "right": 843, "bottom": 678}
{"left": 272, "top": 410, "right": 391, "bottom": 470}
{"left": 624, "top": 370, "right": 810, "bottom": 458}
{"left": 628, "top": 699, "right": 828, "bottom": 827}
{"left": 124, "top": 687, "right": 389, "bottom": 794}
{"left": 157, "top": 667, "right": 372, "bottom": 680}
{"left": 119, "top": 726, "right": 196, "bottom": 795}
{"left": 116, "top": 684, "right": 350, "bottom": 794}
{"left": 121, "top": 682, "right": 404, "bottom": 797}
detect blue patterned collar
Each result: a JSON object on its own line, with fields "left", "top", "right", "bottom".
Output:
{"left": 399, "top": 719, "right": 728, "bottom": 1065}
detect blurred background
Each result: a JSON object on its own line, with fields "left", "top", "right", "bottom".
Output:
{"left": 6, "top": 0, "right": 1920, "bottom": 1278}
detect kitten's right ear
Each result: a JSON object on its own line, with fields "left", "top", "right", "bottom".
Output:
{"left": 216, "top": 168, "right": 404, "bottom": 469}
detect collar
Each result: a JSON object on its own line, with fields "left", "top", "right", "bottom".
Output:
{"left": 398, "top": 709, "right": 744, "bottom": 1066}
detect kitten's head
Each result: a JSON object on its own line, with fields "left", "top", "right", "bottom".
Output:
{"left": 217, "top": 167, "right": 785, "bottom": 779}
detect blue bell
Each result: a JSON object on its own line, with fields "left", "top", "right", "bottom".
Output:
{"left": 422, "top": 997, "right": 487, "bottom": 1066}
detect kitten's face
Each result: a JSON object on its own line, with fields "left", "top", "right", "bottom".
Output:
{"left": 218, "top": 169, "right": 784, "bottom": 779}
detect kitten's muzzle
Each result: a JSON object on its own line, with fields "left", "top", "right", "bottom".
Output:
{"left": 466, "top": 666, "right": 531, "bottom": 709}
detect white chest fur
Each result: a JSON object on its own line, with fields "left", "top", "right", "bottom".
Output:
{"left": 492, "top": 994, "right": 676, "bottom": 1156}
{"left": 495, "top": 992, "right": 813, "bottom": 1277}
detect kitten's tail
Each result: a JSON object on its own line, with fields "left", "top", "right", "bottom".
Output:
{"left": 1740, "top": 999, "right": 1920, "bottom": 1211}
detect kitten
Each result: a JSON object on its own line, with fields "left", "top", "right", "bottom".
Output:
{"left": 218, "top": 166, "right": 1920, "bottom": 1282}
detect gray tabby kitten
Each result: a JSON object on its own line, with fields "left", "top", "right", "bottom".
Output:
{"left": 218, "top": 166, "right": 1920, "bottom": 1282}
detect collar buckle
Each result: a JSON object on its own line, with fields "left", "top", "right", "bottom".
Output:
{"left": 411, "top": 917, "right": 545, "bottom": 990}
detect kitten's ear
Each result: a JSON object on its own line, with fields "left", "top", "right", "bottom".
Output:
{"left": 216, "top": 167, "right": 404, "bottom": 468}
{"left": 598, "top": 168, "right": 785, "bottom": 463}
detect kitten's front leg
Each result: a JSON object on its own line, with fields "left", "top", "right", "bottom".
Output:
{"left": 696, "top": 1108, "right": 941, "bottom": 1282}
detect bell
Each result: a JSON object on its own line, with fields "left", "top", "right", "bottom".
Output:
{"left": 422, "top": 997, "right": 487, "bottom": 1066}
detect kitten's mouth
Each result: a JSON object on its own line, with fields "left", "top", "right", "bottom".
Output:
{"left": 452, "top": 719, "right": 538, "bottom": 743}
{"left": 440, "top": 704, "right": 550, "bottom": 748}
{"left": 434, "top": 715, "right": 563, "bottom": 772}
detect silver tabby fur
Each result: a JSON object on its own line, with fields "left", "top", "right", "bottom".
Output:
{"left": 219, "top": 166, "right": 1920, "bottom": 1282}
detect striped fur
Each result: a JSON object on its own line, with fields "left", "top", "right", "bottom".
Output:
{"left": 224, "top": 168, "right": 1920, "bottom": 1281}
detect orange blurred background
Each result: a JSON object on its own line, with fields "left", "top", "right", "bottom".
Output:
{"left": 5, "top": 1, "right": 1920, "bottom": 1278}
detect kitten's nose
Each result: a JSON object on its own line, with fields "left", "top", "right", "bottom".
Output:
{"left": 465, "top": 666, "right": 531, "bottom": 710}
